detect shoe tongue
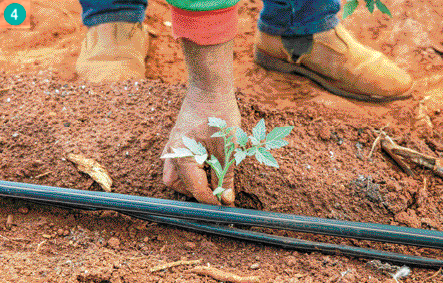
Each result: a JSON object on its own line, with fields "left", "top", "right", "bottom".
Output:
{"left": 281, "top": 34, "right": 314, "bottom": 60}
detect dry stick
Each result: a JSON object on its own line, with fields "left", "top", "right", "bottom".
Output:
{"left": 368, "top": 126, "right": 390, "bottom": 159}
{"left": 380, "top": 137, "right": 414, "bottom": 176}
{"left": 424, "top": 267, "right": 442, "bottom": 282}
{"left": 0, "top": 234, "right": 11, "bottom": 241}
{"left": 36, "top": 240, "right": 47, "bottom": 253}
{"left": 35, "top": 171, "right": 52, "bottom": 179}
{"left": 190, "top": 266, "right": 260, "bottom": 283}
{"left": 368, "top": 133, "right": 382, "bottom": 159}
{"left": 150, "top": 259, "right": 202, "bottom": 272}
{"left": 0, "top": 87, "right": 12, "bottom": 94}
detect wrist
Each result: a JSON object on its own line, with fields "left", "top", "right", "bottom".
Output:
{"left": 185, "top": 83, "right": 236, "bottom": 104}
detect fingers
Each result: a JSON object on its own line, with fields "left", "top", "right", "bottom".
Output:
{"left": 163, "top": 156, "right": 221, "bottom": 205}
{"left": 176, "top": 159, "right": 221, "bottom": 205}
{"left": 163, "top": 158, "right": 193, "bottom": 198}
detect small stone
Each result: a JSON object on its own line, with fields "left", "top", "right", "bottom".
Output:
{"left": 143, "top": 236, "right": 150, "bottom": 243}
{"left": 63, "top": 122, "right": 70, "bottom": 127}
{"left": 184, "top": 241, "right": 196, "bottom": 249}
{"left": 250, "top": 263, "right": 260, "bottom": 270}
{"left": 42, "top": 234, "right": 52, "bottom": 239}
{"left": 5, "top": 214, "right": 13, "bottom": 229}
{"left": 201, "top": 240, "right": 218, "bottom": 252}
{"left": 12, "top": 132, "right": 19, "bottom": 138}
{"left": 107, "top": 237, "right": 120, "bottom": 249}
{"left": 156, "top": 235, "right": 165, "bottom": 241}
{"left": 18, "top": 207, "right": 29, "bottom": 214}
{"left": 57, "top": 228, "right": 64, "bottom": 236}
{"left": 284, "top": 255, "right": 297, "bottom": 267}
{"left": 63, "top": 230, "right": 70, "bottom": 236}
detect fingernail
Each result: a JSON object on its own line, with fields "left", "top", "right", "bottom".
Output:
{"left": 221, "top": 188, "right": 235, "bottom": 205}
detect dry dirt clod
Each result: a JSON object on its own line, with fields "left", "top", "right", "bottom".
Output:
{"left": 184, "top": 241, "right": 196, "bottom": 249}
{"left": 107, "top": 237, "right": 120, "bottom": 249}
{"left": 57, "top": 228, "right": 64, "bottom": 236}
{"left": 250, "top": 263, "right": 260, "bottom": 270}
{"left": 18, "top": 207, "right": 29, "bottom": 214}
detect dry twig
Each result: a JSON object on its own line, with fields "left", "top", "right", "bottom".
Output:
{"left": 190, "top": 266, "right": 260, "bottom": 283}
{"left": 36, "top": 240, "right": 47, "bottom": 253}
{"left": 380, "top": 134, "right": 414, "bottom": 176}
{"left": 424, "top": 267, "right": 442, "bottom": 282}
{"left": 150, "top": 259, "right": 202, "bottom": 272}
{"left": 35, "top": 171, "right": 52, "bottom": 179}
{"left": 0, "top": 87, "right": 12, "bottom": 94}
{"left": 368, "top": 125, "right": 389, "bottom": 159}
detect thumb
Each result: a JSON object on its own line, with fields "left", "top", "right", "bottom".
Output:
{"left": 175, "top": 158, "right": 221, "bottom": 205}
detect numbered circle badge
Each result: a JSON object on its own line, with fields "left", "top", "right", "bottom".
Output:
{"left": 4, "top": 3, "right": 27, "bottom": 26}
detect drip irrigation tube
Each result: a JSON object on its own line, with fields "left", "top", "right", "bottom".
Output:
{"left": 1, "top": 180, "right": 443, "bottom": 267}
{"left": 124, "top": 213, "right": 443, "bottom": 268}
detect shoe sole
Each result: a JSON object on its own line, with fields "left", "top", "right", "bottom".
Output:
{"left": 254, "top": 48, "right": 413, "bottom": 103}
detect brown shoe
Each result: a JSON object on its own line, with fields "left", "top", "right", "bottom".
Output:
{"left": 76, "top": 22, "right": 149, "bottom": 83}
{"left": 254, "top": 23, "right": 413, "bottom": 102}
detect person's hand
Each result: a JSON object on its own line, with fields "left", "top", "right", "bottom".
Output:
{"left": 162, "top": 86, "right": 241, "bottom": 205}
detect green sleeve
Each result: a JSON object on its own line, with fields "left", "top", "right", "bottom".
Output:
{"left": 166, "top": 0, "right": 240, "bottom": 11}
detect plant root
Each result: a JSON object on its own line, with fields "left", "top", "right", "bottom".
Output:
{"left": 150, "top": 259, "right": 202, "bottom": 272}
{"left": 190, "top": 266, "right": 260, "bottom": 283}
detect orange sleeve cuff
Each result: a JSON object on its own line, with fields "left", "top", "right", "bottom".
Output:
{"left": 170, "top": 4, "right": 239, "bottom": 45}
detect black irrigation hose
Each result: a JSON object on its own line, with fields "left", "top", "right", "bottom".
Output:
{"left": 123, "top": 213, "right": 443, "bottom": 268}
{"left": 0, "top": 180, "right": 443, "bottom": 267}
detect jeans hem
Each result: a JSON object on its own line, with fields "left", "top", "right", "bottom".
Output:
{"left": 83, "top": 10, "right": 145, "bottom": 27}
{"left": 258, "top": 14, "right": 339, "bottom": 36}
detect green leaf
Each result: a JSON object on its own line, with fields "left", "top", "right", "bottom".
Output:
{"left": 246, "top": 147, "right": 257, "bottom": 156}
{"left": 234, "top": 149, "right": 247, "bottom": 165}
{"left": 194, "top": 154, "right": 208, "bottom": 165}
{"left": 206, "top": 155, "right": 223, "bottom": 179}
{"left": 211, "top": 131, "right": 225, "bottom": 138}
{"left": 235, "top": 127, "right": 248, "bottom": 147}
{"left": 249, "top": 136, "right": 260, "bottom": 146}
{"left": 182, "top": 136, "right": 206, "bottom": 155}
{"left": 252, "top": 119, "right": 266, "bottom": 141}
{"left": 365, "top": 0, "right": 374, "bottom": 13}
{"left": 255, "top": 147, "right": 279, "bottom": 168}
{"left": 375, "top": 0, "right": 391, "bottom": 17}
{"left": 343, "top": 0, "right": 359, "bottom": 19}
{"left": 225, "top": 127, "right": 236, "bottom": 135}
{"left": 208, "top": 117, "right": 227, "bottom": 129}
{"left": 160, "top": 147, "right": 193, "bottom": 159}
{"left": 266, "top": 126, "right": 293, "bottom": 142}
{"left": 265, "top": 140, "right": 289, "bottom": 150}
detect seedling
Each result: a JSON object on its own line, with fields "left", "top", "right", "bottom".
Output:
{"left": 343, "top": 0, "right": 391, "bottom": 19}
{"left": 161, "top": 117, "right": 293, "bottom": 201}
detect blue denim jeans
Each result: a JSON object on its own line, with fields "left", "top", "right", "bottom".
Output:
{"left": 80, "top": 0, "right": 340, "bottom": 35}
{"left": 79, "top": 0, "right": 148, "bottom": 27}
{"left": 259, "top": 0, "right": 340, "bottom": 35}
